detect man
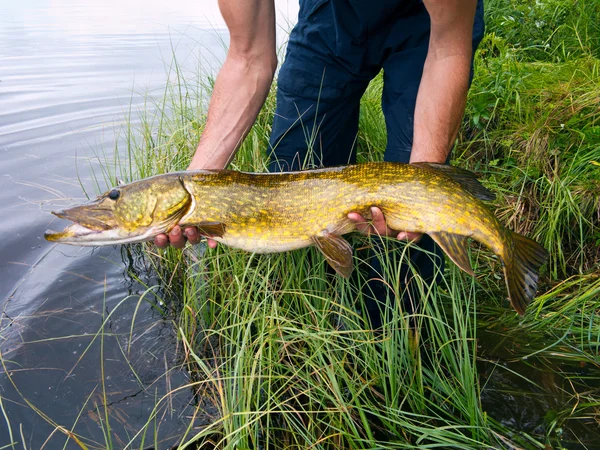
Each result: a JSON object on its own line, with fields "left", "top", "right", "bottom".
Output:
{"left": 155, "top": 0, "right": 485, "bottom": 326}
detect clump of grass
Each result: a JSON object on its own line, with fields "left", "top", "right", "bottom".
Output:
{"left": 460, "top": 35, "right": 600, "bottom": 278}
{"left": 484, "top": 0, "right": 600, "bottom": 61}
{"left": 165, "top": 242, "right": 524, "bottom": 449}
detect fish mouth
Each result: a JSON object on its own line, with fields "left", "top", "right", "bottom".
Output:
{"left": 44, "top": 223, "right": 157, "bottom": 246}
{"left": 44, "top": 202, "right": 151, "bottom": 246}
{"left": 45, "top": 223, "right": 111, "bottom": 244}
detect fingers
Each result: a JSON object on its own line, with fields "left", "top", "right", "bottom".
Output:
{"left": 348, "top": 207, "right": 393, "bottom": 237}
{"left": 153, "top": 226, "right": 215, "bottom": 249}
{"left": 369, "top": 207, "right": 390, "bottom": 236}
{"left": 168, "top": 225, "right": 187, "bottom": 249}
{"left": 154, "top": 233, "right": 169, "bottom": 248}
{"left": 347, "top": 212, "right": 372, "bottom": 235}
{"left": 397, "top": 231, "right": 423, "bottom": 243}
{"left": 183, "top": 227, "right": 202, "bottom": 245}
{"left": 348, "top": 207, "right": 422, "bottom": 242}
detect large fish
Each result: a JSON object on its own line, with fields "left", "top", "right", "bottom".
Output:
{"left": 45, "top": 162, "right": 548, "bottom": 314}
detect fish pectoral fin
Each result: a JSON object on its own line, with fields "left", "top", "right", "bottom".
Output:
{"left": 194, "top": 222, "right": 227, "bottom": 238}
{"left": 413, "top": 162, "right": 496, "bottom": 201}
{"left": 429, "top": 232, "right": 475, "bottom": 276}
{"left": 311, "top": 232, "right": 354, "bottom": 279}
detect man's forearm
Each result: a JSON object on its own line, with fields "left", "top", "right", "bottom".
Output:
{"left": 411, "top": 0, "right": 477, "bottom": 164}
{"left": 410, "top": 53, "right": 471, "bottom": 164}
{"left": 188, "top": 53, "right": 276, "bottom": 170}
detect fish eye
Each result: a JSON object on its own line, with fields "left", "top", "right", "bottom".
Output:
{"left": 108, "top": 189, "right": 120, "bottom": 200}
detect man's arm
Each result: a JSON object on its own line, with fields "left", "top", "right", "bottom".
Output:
{"left": 188, "top": 0, "right": 277, "bottom": 170}
{"left": 349, "top": 0, "right": 477, "bottom": 239}
{"left": 411, "top": 0, "right": 477, "bottom": 164}
{"left": 155, "top": 0, "right": 276, "bottom": 248}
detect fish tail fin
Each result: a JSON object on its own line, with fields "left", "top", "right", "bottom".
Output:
{"left": 504, "top": 232, "right": 549, "bottom": 315}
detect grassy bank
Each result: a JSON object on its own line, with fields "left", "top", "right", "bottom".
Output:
{"left": 124, "top": 1, "right": 599, "bottom": 448}
{"left": 23, "top": 0, "right": 600, "bottom": 448}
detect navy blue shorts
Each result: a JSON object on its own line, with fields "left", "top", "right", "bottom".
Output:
{"left": 268, "top": 0, "right": 485, "bottom": 170}
{"left": 267, "top": 0, "right": 485, "bottom": 326}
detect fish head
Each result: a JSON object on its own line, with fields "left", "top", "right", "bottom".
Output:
{"left": 45, "top": 174, "right": 192, "bottom": 246}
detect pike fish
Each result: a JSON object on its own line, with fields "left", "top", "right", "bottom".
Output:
{"left": 45, "top": 162, "right": 548, "bottom": 314}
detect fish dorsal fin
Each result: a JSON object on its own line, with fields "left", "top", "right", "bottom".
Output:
{"left": 311, "top": 232, "right": 354, "bottom": 278}
{"left": 429, "top": 232, "right": 475, "bottom": 276}
{"left": 195, "top": 222, "right": 227, "bottom": 238}
{"left": 413, "top": 163, "right": 496, "bottom": 201}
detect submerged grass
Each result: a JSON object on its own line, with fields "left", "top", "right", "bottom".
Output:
{"left": 5, "top": 0, "right": 600, "bottom": 448}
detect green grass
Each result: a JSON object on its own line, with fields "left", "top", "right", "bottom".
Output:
{"left": 104, "top": 1, "right": 600, "bottom": 447}
{"left": 128, "top": 38, "right": 598, "bottom": 444}
{"left": 158, "top": 243, "right": 497, "bottom": 449}
{"left": 4, "top": 0, "right": 600, "bottom": 448}
{"left": 483, "top": 0, "right": 600, "bottom": 61}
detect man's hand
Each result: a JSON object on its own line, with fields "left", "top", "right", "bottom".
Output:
{"left": 348, "top": 207, "right": 422, "bottom": 242}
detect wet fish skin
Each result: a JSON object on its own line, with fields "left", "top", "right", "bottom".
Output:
{"left": 45, "top": 162, "right": 548, "bottom": 314}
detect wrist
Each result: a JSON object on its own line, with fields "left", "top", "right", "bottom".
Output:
{"left": 409, "top": 149, "right": 449, "bottom": 165}
{"left": 188, "top": 145, "right": 231, "bottom": 171}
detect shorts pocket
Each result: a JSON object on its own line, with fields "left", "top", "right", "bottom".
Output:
{"left": 277, "top": 59, "right": 344, "bottom": 102}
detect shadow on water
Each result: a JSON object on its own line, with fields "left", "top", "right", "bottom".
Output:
{"left": 478, "top": 326, "right": 600, "bottom": 449}
{"left": 0, "top": 244, "right": 217, "bottom": 449}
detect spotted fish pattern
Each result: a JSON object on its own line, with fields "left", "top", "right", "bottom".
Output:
{"left": 45, "top": 162, "right": 548, "bottom": 314}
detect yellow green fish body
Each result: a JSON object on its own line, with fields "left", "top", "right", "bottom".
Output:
{"left": 45, "top": 162, "right": 548, "bottom": 314}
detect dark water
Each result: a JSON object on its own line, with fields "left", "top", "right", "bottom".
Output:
{"left": 0, "top": 1, "right": 297, "bottom": 448}
{"left": 478, "top": 327, "right": 600, "bottom": 449}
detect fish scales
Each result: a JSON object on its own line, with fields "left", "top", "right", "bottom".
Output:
{"left": 182, "top": 168, "right": 364, "bottom": 252}
{"left": 45, "top": 162, "right": 548, "bottom": 315}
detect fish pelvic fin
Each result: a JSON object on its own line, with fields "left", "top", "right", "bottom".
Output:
{"left": 429, "top": 232, "right": 475, "bottom": 276}
{"left": 504, "top": 232, "right": 549, "bottom": 315}
{"left": 195, "top": 222, "right": 227, "bottom": 238}
{"left": 413, "top": 163, "right": 496, "bottom": 201}
{"left": 311, "top": 232, "right": 354, "bottom": 278}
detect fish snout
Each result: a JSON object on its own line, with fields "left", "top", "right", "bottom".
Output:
{"left": 51, "top": 203, "right": 117, "bottom": 231}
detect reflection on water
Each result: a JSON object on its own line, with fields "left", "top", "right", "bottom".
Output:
{"left": 0, "top": 0, "right": 231, "bottom": 306}
{"left": 0, "top": 0, "right": 297, "bottom": 447}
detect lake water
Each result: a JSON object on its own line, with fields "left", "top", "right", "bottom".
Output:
{"left": 0, "top": 1, "right": 297, "bottom": 448}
